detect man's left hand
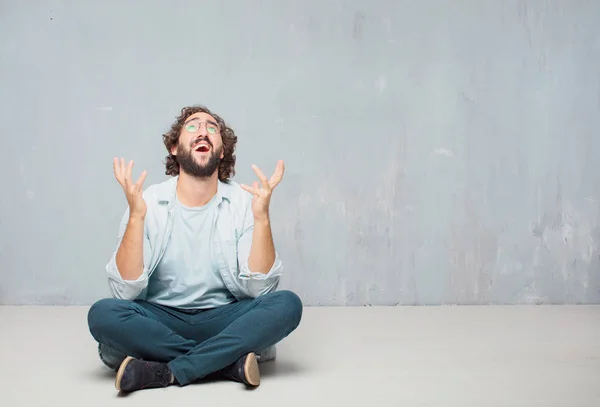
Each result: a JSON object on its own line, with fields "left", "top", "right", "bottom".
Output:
{"left": 241, "top": 160, "right": 285, "bottom": 221}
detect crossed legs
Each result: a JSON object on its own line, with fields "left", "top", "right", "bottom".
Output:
{"left": 87, "top": 290, "right": 302, "bottom": 386}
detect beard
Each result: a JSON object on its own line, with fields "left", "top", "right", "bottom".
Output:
{"left": 176, "top": 142, "right": 222, "bottom": 179}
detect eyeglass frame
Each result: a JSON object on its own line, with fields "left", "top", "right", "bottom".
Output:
{"left": 183, "top": 118, "right": 220, "bottom": 135}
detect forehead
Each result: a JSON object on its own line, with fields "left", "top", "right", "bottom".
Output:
{"left": 185, "top": 112, "right": 217, "bottom": 124}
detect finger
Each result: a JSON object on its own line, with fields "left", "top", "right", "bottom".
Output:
{"left": 114, "top": 158, "right": 126, "bottom": 186}
{"left": 119, "top": 158, "right": 126, "bottom": 182}
{"left": 135, "top": 170, "right": 147, "bottom": 191}
{"left": 251, "top": 165, "right": 270, "bottom": 190}
{"left": 269, "top": 160, "right": 285, "bottom": 188}
{"left": 113, "top": 157, "right": 121, "bottom": 181}
{"left": 240, "top": 183, "right": 262, "bottom": 196}
{"left": 125, "top": 160, "right": 134, "bottom": 186}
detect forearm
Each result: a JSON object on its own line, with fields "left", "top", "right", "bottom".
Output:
{"left": 247, "top": 218, "right": 276, "bottom": 274}
{"left": 115, "top": 215, "right": 145, "bottom": 280}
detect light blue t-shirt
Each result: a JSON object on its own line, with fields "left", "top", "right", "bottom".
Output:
{"left": 145, "top": 194, "right": 236, "bottom": 310}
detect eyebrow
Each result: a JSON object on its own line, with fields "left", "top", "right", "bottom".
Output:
{"left": 185, "top": 117, "right": 219, "bottom": 127}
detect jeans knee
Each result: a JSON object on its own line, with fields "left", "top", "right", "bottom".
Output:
{"left": 273, "top": 290, "right": 303, "bottom": 328}
{"left": 87, "top": 298, "right": 124, "bottom": 340}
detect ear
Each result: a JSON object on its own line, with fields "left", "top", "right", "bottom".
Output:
{"left": 170, "top": 146, "right": 177, "bottom": 156}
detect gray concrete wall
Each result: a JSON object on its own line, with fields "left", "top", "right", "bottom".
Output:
{"left": 1, "top": 0, "right": 599, "bottom": 305}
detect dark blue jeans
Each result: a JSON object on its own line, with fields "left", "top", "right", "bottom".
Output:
{"left": 87, "top": 290, "right": 302, "bottom": 386}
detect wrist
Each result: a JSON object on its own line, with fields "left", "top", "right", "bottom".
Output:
{"left": 253, "top": 215, "right": 270, "bottom": 226}
{"left": 129, "top": 213, "right": 145, "bottom": 223}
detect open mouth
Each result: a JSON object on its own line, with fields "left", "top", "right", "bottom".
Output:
{"left": 194, "top": 144, "right": 211, "bottom": 153}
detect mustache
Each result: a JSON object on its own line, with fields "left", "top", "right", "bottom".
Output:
{"left": 190, "top": 136, "right": 213, "bottom": 149}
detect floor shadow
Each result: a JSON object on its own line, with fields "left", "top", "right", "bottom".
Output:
{"left": 93, "top": 359, "right": 305, "bottom": 396}
{"left": 89, "top": 367, "right": 116, "bottom": 381}
{"left": 259, "top": 360, "right": 306, "bottom": 378}
{"left": 117, "top": 390, "right": 134, "bottom": 398}
{"left": 186, "top": 361, "right": 305, "bottom": 389}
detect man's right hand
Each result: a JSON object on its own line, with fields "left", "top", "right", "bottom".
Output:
{"left": 113, "top": 157, "right": 147, "bottom": 219}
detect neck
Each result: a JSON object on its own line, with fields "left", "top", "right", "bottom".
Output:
{"left": 176, "top": 170, "right": 219, "bottom": 207}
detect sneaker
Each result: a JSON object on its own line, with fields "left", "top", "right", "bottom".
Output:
{"left": 115, "top": 356, "right": 174, "bottom": 392}
{"left": 219, "top": 352, "right": 260, "bottom": 386}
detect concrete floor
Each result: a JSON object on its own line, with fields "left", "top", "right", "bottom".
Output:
{"left": 1, "top": 305, "right": 599, "bottom": 406}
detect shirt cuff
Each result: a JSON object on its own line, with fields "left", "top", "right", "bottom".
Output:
{"left": 238, "top": 252, "right": 283, "bottom": 280}
{"left": 105, "top": 257, "right": 148, "bottom": 300}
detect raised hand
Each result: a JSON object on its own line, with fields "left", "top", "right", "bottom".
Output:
{"left": 113, "top": 157, "right": 148, "bottom": 219}
{"left": 240, "top": 160, "right": 285, "bottom": 221}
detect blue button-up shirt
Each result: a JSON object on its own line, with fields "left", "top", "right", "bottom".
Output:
{"left": 105, "top": 176, "right": 283, "bottom": 302}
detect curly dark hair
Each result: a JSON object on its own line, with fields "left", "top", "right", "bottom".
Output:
{"left": 162, "top": 105, "right": 238, "bottom": 181}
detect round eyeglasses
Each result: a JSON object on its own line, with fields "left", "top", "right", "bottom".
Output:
{"left": 184, "top": 118, "right": 219, "bottom": 135}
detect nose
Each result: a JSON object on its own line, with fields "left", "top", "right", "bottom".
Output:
{"left": 192, "top": 132, "right": 212, "bottom": 148}
{"left": 197, "top": 122, "right": 209, "bottom": 136}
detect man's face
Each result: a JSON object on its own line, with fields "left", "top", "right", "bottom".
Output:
{"left": 172, "top": 112, "right": 224, "bottom": 178}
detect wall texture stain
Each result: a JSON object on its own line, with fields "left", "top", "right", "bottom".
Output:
{"left": 0, "top": 1, "right": 598, "bottom": 305}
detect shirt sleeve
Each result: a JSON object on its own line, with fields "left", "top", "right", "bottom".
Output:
{"left": 236, "top": 195, "right": 283, "bottom": 296}
{"left": 105, "top": 206, "right": 151, "bottom": 300}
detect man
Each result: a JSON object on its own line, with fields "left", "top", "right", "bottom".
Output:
{"left": 87, "top": 105, "right": 302, "bottom": 393}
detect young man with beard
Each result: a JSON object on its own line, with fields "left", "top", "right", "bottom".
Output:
{"left": 87, "top": 105, "right": 302, "bottom": 393}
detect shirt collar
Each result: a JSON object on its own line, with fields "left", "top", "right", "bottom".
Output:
{"left": 157, "top": 176, "right": 231, "bottom": 208}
